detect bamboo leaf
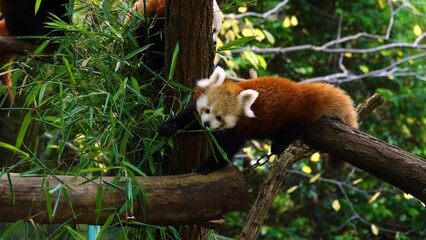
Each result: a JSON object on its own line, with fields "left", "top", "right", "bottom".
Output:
{"left": 218, "top": 36, "right": 256, "bottom": 51}
{"left": 15, "top": 112, "right": 32, "bottom": 149}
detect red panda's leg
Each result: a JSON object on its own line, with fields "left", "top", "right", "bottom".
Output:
{"left": 159, "top": 101, "right": 203, "bottom": 137}
{"left": 271, "top": 122, "right": 308, "bottom": 155}
{"left": 194, "top": 130, "right": 245, "bottom": 174}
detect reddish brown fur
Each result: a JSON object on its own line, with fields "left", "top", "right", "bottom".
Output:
{"left": 0, "top": 19, "right": 14, "bottom": 103}
{"left": 129, "top": 0, "right": 165, "bottom": 18}
{"left": 196, "top": 77, "right": 358, "bottom": 139}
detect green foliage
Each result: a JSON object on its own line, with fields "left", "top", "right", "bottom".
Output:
{"left": 0, "top": 0, "right": 177, "bottom": 238}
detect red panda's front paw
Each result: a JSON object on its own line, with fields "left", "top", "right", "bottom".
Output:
{"left": 159, "top": 121, "right": 177, "bottom": 137}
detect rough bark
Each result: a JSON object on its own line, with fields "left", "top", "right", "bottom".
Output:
{"left": 0, "top": 165, "right": 247, "bottom": 225}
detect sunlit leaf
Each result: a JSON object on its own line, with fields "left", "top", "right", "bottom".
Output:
{"left": 344, "top": 52, "right": 352, "bottom": 58}
{"left": 359, "top": 65, "right": 369, "bottom": 73}
{"left": 371, "top": 224, "right": 379, "bottom": 236}
{"left": 238, "top": 6, "right": 247, "bottom": 13}
{"left": 225, "top": 30, "right": 236, "bottom": 41}
{"left": 377, "top": 0, "right": 385, "bottom": 9}
{"left": 282, "top": 16, "right": 291, "bottom": 28}
{"left": 352, "top": 178, "right": 363, "bottom": 185}
{"left": 403, "top": 193, "right": 414, "bottom": 199}
{"left": 413, "top": 24, "right": 422, "bottom": 36}
{"left": 309, "top": 173, "right": 321, "bottom": 183}
{"left": 257, "top": 55, "right": 267, "bottom": 69}
{"left": 254, "top": 28, "right": 265, "bottom": 41}
{"left": 242, "top": 28, "right": 254, "bottom": 37}
{"left": 368, "top": 192, "right": 381, "bottom": 203}
{"left": 301, "top": 165, "right": 312, "bottom": 174}
{"left": 332, "top": 199, "right": 341, "bottom": 212}
{"left": 290, "top": 16, "right": 298, "bottom": 26}
{"left": 286, "top": 185, "right": 298, "bottom": 193}
{"left": 263, "top": 29, "right": 275, "bottom": 44}
{"left": 310, "top": 152, "right": 321, "bottom": 162}
{"left": 243, "top": 50, "right": 259, "bottom": 68}
{"left": 222, "top": 20, "right": 232, "bottom": 29}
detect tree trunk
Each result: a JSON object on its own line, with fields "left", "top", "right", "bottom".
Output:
{"left": 164, "top": 0, "right": 215, "bottom": 238}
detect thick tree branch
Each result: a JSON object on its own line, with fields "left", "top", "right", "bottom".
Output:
{"left": 240, "top": 94, "right": 426, "bottom": 239}
{"left": 0, "top": 37, "right": 38, "bottom": 54}
{"left": 303, "top": 117, "right": 426, "bottom": 203}
{"left": 0, "top": 165, "right": 247, "bottom": 225}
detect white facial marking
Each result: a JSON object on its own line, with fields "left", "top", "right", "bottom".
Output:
{"left": 238, "top": 89, "right": 259, "bottom": 118}
{"left": 196, "top": 94, "right": 208, "bottom": 113}
{"left": 223, "top": 115, "right": 238, "bottom": 128}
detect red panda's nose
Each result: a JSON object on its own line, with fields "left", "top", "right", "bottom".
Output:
{"left": 203, "top": 121, "right": 210, "bottom": 128}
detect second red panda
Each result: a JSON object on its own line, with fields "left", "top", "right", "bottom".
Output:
{"left": 160, "top": 67, "right": 358, "bottom": 174}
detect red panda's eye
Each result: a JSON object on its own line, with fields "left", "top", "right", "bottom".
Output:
{"left": 205, "top": 108, "right": 210, "bottom": 114}
{"left": 216, "top": 115, "right": 223, "bottom": 121}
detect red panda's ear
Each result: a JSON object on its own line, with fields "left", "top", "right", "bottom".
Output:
{"left": 239, "top": 89, "right": 259, "bottom": 118}
{"left": 197, "top": 66, "right": 225, "bottom": 88}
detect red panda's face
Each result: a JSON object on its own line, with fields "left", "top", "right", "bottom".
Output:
{"left": 195, "top": 67, "right": 259, "bottom": 130}
{"left": 196, "top": 87, "right": 241, "bottom": 129}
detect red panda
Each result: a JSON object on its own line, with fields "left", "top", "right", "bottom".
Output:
{"left": 0, "top": 0, "right": 70, "bottom": 103}
{"left": 0, "top": 19, "right": 14, "bottom": 102}
{"left": 160, "top": 67, "right": 358, "bottom": 174}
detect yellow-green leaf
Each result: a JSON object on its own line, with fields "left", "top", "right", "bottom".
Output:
{"left": 309, "top": 173, "right": 321, "bottom": 183}
{"left": 352, "top": 178, "right": 363, "bottom": 185}
{"left": 242, "top": 28, "right": 254, "bottom": 37}
{"left": 403, "top": 193, "right": 414, "bottom": 199}
{"left": 263, "top": 29, "right": 275, "bottom": 44}
{"left": 290, "top": 16, "right": 298, "bottom": 26}
{"left": 243, "top": 50, "right": 259, "bottom": 68}
{"left": 257, "top": 55, "right": 267, "bottom": 69}
{"left": 310, "top": 152, "right": 321, "bottom": 162}
{"left": 238, "top": 6, "right": 247, "bottom": 13}
{"left": 301, "top": 165, "right": 312, "bottom": 174}
{"left": 368, "top": 192, "right": 381, "bottom": 203}
{"left": 254, "top": 29, "right": 265, "bottom": 42}
{"left": 332, "top": 199, "right": 341, "bottom": 212}
{"left": 377, "top": 0, "right": 385, "bottom": 9}
{"left": 359, "top": 65, "right": 369, "bottom": 73}
{"left": 371, "top": 224, "right": 379, "bottom": 236}
{"left": 413, "top": 24, "right": 422, "bottom": 37}
{"left": 282, "top": 17, "right": 291, "bottom": 28}
{"left": 286, "top": 185, "right": 298, "bottom": 193}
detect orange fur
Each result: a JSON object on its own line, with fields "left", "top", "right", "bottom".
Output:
{"left": 0, "top": 19, "right": 14, "bottom": 103}
{"left": 128, "top": 0, "right": 165, "bottom": 20}
{"left": 197, "top": 77, "right": 358, "bottom": 139}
